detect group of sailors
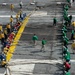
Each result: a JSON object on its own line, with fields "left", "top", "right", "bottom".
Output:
{"left": 0, "top": 6, "right": 26, "bottom": 66}
{"left": 61, "top": 2, "right": 75, "bottom": 75}
{"left": 10, "top": 1, "right": 23, "bottom": 11}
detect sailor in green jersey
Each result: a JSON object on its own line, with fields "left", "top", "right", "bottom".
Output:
{"left": 63, "top": 9, "right": 68, "bottom": 16}
{"left": 64, "top": 52, "right": 70, "bottom": 62}
{"left": 32, "top": 34, "right": 38, "bottom": 46}
{"left": 64, "top": 15, "right": 70, "bottom": 22}
{"left": 62, "top": 36, "right": 69, "bottom": 42}
{"left": 62, "top": 27, "right": 67, "bottom": 32}
{"left": 69, "top": 15, "right": 72, "bottom": 26}
{"left": 53, "top": 17, "right": 57, "bottom": 26}
{"left": 64, "top": 16, "right": 69, "bottom": 22}
{"left": 63, "top": 38, "right": 69, "bottom": 48}
{"left": 62, "top": 31, "right": 66, "bottom": 36}
{"left": 41, "top": 38, "right": 47, "bottom": 51}
{"left": 63, "top": 36, "right": 69, "bottom": 41}
{"left": 71, "top": 30, "right": 74, "bottom": 40}
{"left": 64, "top": 5, "right": 69, "bottom": 11}
{"left": 64, "top": 21, "right": 68, "bottom": 26}
{"left": 65, "top": 71, "right": 70, "bottom": 75}
{"left": 63, "top": 25, "right": 67, "bottom": 29}
{"left": 69, "top": 15, "right": 72, "bottom": 22}
{"left": 63, "top": 46, "right": 68, "bottom": 54}
{"left": 63, "top": 24, "right": 67, "bottom": 28}
{"left": 67, "top": 0, "right": 70, "bottom": 3}
{"left": 68, "top": 18, "right": 70, "bottom": 24}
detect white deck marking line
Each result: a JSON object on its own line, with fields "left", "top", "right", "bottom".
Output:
{"left": 8, "top": 59, "right": 75, "bottom": 65}
{"left": 0, "top": 15, "right": 16, "bottom": 18}
{"left": 0, "top": 14, "right": 75, "bottom": 18}
{"left": 9, "top": 59, "right": 63, "bottom": 65}
{"left": 9, "top": 64, "right": 35, "bottom": 74}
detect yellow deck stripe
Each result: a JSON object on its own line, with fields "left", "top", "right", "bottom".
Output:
{"left": 6, "top": 16, "right": 29, "bottom": 62}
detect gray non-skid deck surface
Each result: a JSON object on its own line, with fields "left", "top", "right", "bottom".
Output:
{"left": 1, "top": 0, "right": 75, "bottom": 75}
{"left": 10, "top": 21, "right": 63, "bottom": 75}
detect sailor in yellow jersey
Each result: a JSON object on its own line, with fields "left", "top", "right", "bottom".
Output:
{"left": 3, "top": 47, "right": 9, "bottom": 54}
{"left": 72, "top": 21, "right": 75, "bottom": 30}
{"left": 0, "top": 25, "right": 3, "bottom": 39}
{"left": 6, "top": 23, "right": 11, "bottom": 34}
{"left": 10, "top": 16, "right": 13, "bottom": 27}
{"left": 1, "top": 59, "right": 6, "bottom": 67}
{"left": 16, "top": 14, "right": 19, "bottom": 22}
{"left": 10, "top": 4, "right": 14, "bottom": 11}
{"left": 71, "top": 40, "right": 75, "bottom": 54}
{"left": 0, "top": 25, "right": 3, "bottom": 32}
{"left": 72, "top": 21, "right": 75, "bottom": 26}
{"left": 18, "top": 9, "right": 22, "bottom": 15}
{"left": 0, "top": 32, "right": 5, "bottom": 44}
{"left": 19, "top": 9, "right": 22, "bottom": 19}
{"left": 4, "top": 28, "right": 7, "bottom": 40}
